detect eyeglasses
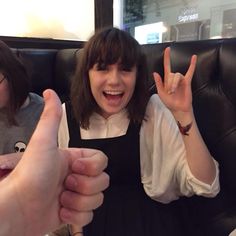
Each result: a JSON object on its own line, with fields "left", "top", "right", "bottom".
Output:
{"left": 0, "top": 76, "right": 5, "bottom": 84}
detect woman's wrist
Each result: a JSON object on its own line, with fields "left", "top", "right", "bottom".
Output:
{"left": 171, "top": 110, "right": 195, "bottom": 136}
{"left": 171, "top": 109, "right": 194, "bottom": 125}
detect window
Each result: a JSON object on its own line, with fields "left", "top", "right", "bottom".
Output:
{"left": 114, "top": 0, "right": 236, "bottom": 44}
{"left": 0, "top": 0, "right": 94, "bottom": 41}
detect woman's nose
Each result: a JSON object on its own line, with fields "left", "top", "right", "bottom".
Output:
{"left": 107, "top": 68, "right": 121, "bottom": 84}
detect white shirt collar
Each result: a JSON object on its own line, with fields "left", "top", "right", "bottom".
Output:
{"left": 81, "top": 109, "right": 130, "bottom": 139}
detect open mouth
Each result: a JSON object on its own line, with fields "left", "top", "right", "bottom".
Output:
{"left": 103, "top": 90, "right": 124, "bottom": 100}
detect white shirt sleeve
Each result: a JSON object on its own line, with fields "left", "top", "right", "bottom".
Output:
{"left": 140, "top": 94, "right": 220, "bottom": 203}
{"left": 58, "top": 103, "right": 70, "bottom": 148}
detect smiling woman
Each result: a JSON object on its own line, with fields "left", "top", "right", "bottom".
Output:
{"left": 88, "top": 63, "right": 137, "bottom": 119}
{"left": 58, "top": 27, "right": 219, "bottom": 236}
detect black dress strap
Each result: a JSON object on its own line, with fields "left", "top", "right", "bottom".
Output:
{"left": 65, "top": 101, "right": 81, "bottom": 143}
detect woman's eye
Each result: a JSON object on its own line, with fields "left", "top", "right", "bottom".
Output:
{"left": 119, "top": 66, "right": 132, "bottom": 72}
{"left": 96, "top": 63, "right": 107, "bottom": 71}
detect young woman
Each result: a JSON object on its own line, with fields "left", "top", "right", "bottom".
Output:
{"left": 0, "top": 40, "right": 44, "bottom": 177}
{"left": 58, "top": 27, "right": 220, "bottom": 236}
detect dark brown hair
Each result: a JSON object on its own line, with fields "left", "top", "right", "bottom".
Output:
{"left": 71, "top": 27, "right": 149, "bottom": 129}
{"left": 0, "top": 40, "right": 30, "bottom": 125}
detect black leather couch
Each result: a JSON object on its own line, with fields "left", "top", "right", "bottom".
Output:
{"left": 13, "top": 47, "right": 81, "bottom": 103}
{"left": 12, "top": 38, "right": 236, "bottom": 236}
{"left": 142, "top": 39, "right": 236, "bottom": 236}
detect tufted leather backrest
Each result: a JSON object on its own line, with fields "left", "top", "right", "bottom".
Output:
{"left": 13, "top": 47, "right": 81, "bottom": 103}
{"left": 142, "top": 39, "right": 236, "bottom": 235}
{"left": 17, "top": 48, "right": 58, "bottom": 95}
{"left": 54, "top": 48, "right": 79, "bottom": 103}
{"left": 10, "top": 38, "right": 236, "bottom": 235}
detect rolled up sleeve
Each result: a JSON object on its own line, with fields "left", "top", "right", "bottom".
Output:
{"left": 140, "top": 95, "right": 220, "bottom": 203}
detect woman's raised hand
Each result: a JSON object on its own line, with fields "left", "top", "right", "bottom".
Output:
{"left": 153, "top": 47, "right": 197, "bottom": 113}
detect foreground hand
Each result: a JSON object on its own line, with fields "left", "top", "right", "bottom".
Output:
{"left": 153, "top": 47, "right": 197, "bottom": 113}
{"left": 0, "top": 89, "right": 109, "bottom": 236}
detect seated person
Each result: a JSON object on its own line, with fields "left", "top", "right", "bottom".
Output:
{"left": 0, "top": 39, "right": 44, "bottom": 177}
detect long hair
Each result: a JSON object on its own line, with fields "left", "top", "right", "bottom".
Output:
{"left": 70, "top": 27, "right": 149, "bottom": 129}
{"left": 0, "top": 40, "right": 30, "bottom": 125}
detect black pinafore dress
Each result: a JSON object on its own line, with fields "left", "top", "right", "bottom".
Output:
{"left": 65, "top": 103, "right": 189, "bottom": 236}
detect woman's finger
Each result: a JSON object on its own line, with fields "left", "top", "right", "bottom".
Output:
{"left": 185, "top": 55, "right": 197, "bottom": 83}
{"left": 153, "top": 72, "right": 164, "bottom": 95}
{"left": 164, "top": 47, "right": 171, "bottom": 75}
{"left": 169, "top": 72, "right": 184, "bottom": 94}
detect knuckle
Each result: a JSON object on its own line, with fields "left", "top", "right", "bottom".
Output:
{"left": 74, "top": 211, "right": 94, "bottom": 226}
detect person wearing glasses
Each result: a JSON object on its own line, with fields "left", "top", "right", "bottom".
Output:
{"left": 0, "top": 40, "right": 44, "bottom": 175}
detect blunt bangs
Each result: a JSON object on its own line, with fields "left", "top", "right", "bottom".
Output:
{"left": 86, "top": 28, "right": 141, "bottom": 70}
